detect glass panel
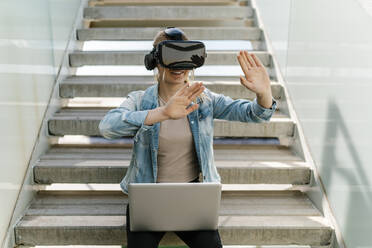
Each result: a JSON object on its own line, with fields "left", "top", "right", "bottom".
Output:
{"left": 0, "top": 0, "right": 81, "bottom": 242}
{"left": 285, "top": 1, "right": 372, "bottom": 247}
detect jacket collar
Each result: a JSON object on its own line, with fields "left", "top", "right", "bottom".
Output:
{"left": 141, "top": 83, "right": 159, "bottom": 110}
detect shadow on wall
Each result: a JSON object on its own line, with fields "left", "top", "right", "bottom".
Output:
{"left": 320, "top": 99, "right": 372, "bottom": 247}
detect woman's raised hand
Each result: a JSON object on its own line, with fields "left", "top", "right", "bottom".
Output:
{"left": 162, "top": 82, "right": 205, "bottom": 120}
{"left": 237, "top": 51, "right": 271, "bottom": 97}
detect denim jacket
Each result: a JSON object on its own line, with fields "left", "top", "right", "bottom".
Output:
{"left": 99, "top": 83, "right": 277, "bottom": 195}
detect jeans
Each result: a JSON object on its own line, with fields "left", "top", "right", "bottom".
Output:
{"left": 126, "top": 177, "right": 223, "bottom": 248}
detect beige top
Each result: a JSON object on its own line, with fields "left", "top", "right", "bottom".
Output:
{"left": 156, "top": 95, "right": 200, "bottom": 183}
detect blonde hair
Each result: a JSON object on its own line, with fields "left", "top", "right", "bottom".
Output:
{"left": 152, "top": 29, "right": 189, "bottom": 47}
{"left": 152, "top": 29, "right": 208, "bottom": 103}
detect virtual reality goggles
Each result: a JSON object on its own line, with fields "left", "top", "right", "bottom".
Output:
{"left": 144, "top": 28, "right": 207, "bottom": 70}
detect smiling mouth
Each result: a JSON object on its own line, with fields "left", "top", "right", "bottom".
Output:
{"left": 170, "top": 70, "right": 185, "bottom": 76}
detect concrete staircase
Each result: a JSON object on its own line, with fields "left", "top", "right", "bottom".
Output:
{"left": 14, "top": 0, "right": 335, "bottom": 247}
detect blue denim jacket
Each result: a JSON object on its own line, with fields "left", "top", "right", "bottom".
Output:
{"left": 99, "top": 83, "right": 277, "bottom": 195}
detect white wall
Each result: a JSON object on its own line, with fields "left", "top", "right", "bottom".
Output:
{"left": 0, "top": 0, "right": 81, "bottom": 246}
{"left": 257, "top": 0, "right": 372, "bottom": 247}
{"left": 255, "top": 0, "right": 291, "bottom": 73}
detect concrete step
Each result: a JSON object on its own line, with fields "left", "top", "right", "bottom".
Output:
{"left": 15, "top": 245, "right": 333, "bottom": 248}
{"left": 15, "top": 190, "right": 333, "bottom": 246}
{"left": 77, "top": 27, "right": 262, "bottom": 41}
{"left": 42, "top": 183, "right": 312, "bottom": 192}
{"left": 34, "top": 145, "right": 310, "bottom": 185}
{"left": 48, "top": 136, "right": 282, "bottom": 148}
{"left": 59, "top": 76, "right": 283, "bottom": 99}
{"left": 89, "top": 19, "right": 256, "bottom": 28}
{"left": 62, "top": 98, "right": 284, "bottom": 111}
{"left": 69, "top": 51, "right": 271, "bottom": 67}
{"left": 47, "top": 108, "right": 294, "bottom": 138}
{"left": 89, "top": 0, "right": 241, "bottom": 6}
{"left": 14, "top": 246, "right": 333, "bottom": 248}
{"left": 83, "top": 6, "right": 253, "bottom": 20}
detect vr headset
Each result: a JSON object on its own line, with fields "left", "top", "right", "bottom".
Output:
{"left": 144, "top": 27, "right": 207, "bottom": 70}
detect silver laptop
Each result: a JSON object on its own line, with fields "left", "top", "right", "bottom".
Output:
{"left": 128, "top": 182, "right": 222, "bottom": 232}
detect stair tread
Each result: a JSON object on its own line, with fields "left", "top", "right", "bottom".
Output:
{"left": 18, "top": 214, "right": 331, "bottom": 228}
{"left": 88, "top": 19, "right": 256, "bottom": 28}
{"left": 60, "top": 76, "right": 283, "bottom": 100}
{"left": 70, "top": 50, "right": 268, "bottom": 54}
{"left": 77, "top": 26, "right": 262, "bottom": 41}
{"left": 50, "top": 136, "right": 282, "bottom": 146}
{"left": 38, "top": 146, "right": 303, "bottom": 162}
{"left": 89, "top": 0, "right": 240, "bottom": 5}
{"left": 48, "top": 110, "right": 294, "bottom": 137}
{"left": 51, "top": 108, "right": 287, "bottom": 118}
{"left": 68, "top": 50, "right": 272, "bottom": 67}
{"left": 34, "top": 145, "right": 310, "bottom": 185}
{"left": 23, "top": 190, "right": 322, "bottom": 217}
{"left": 37, "top": 159, "right": 306, "bottom": 168}
{"left": 84, "top": 6, "right": 253, "bottom": 20}
{"left": 36, "top": 160, "right": 307, "bottom": 168}
{"left": 61, "top": 75, "right": 279, "bottom": 85}
{"left": 15, "top": 210, "right": 333, "bottom": 246}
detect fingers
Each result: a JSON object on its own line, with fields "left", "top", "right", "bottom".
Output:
{"left": 244, "top": 51, "right": 257, "bottom": 68}
{"left": 182, "top": 98, "right": 192, "bottom": 106}
{"left": 188, "top": 84, "right": 205, "bottom": 101}
{"left": 179, "top": 83, "right": 204, "bottom": 108}
{"left": 237, "top": 52, "right": 250, "bottom": 78}
{"left": 183, "top": 82, "right": 203, "bottom": 98}
{"left": 171, "top": 82, "right": 204, "bottom": 117}
{"left": 238, "top": 51, "right": 261, "bottom": 71}
{"left": 241, "top": 51, "right": 252, "bottom": 69}
{"left": 175, "top": 81, "right": 191, "bottom": 96}
{"left": 185, "top": 103, "right": 199, "bottom": 115}
{"left": 251, "top": 53, "right": 264, "bottom": 67}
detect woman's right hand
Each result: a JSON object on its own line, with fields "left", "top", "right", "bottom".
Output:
{"left": 144, "top": 82, "right": 205, "bottom": 125}
{"left": 162, "top": 82, "right": 205, "bottom": 120}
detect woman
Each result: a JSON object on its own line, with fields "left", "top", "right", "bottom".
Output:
{"left": 99, "top": 28, "right": 277, "bottom": 248}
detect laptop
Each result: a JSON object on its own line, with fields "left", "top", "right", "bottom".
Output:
{"left": 128, "top": 182, "right": 222, "bottom": 231}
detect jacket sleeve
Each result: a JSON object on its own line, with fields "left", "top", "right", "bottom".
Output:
{"left": 208, "top": 89, "right": 277, "bottom": 123}
{"left": 98, "top": 91, "right": 153, "bottom": 139}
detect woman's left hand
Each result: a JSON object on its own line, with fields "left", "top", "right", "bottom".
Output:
{"left": 237, "top": 50, "right": 271, "bottom": 97}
